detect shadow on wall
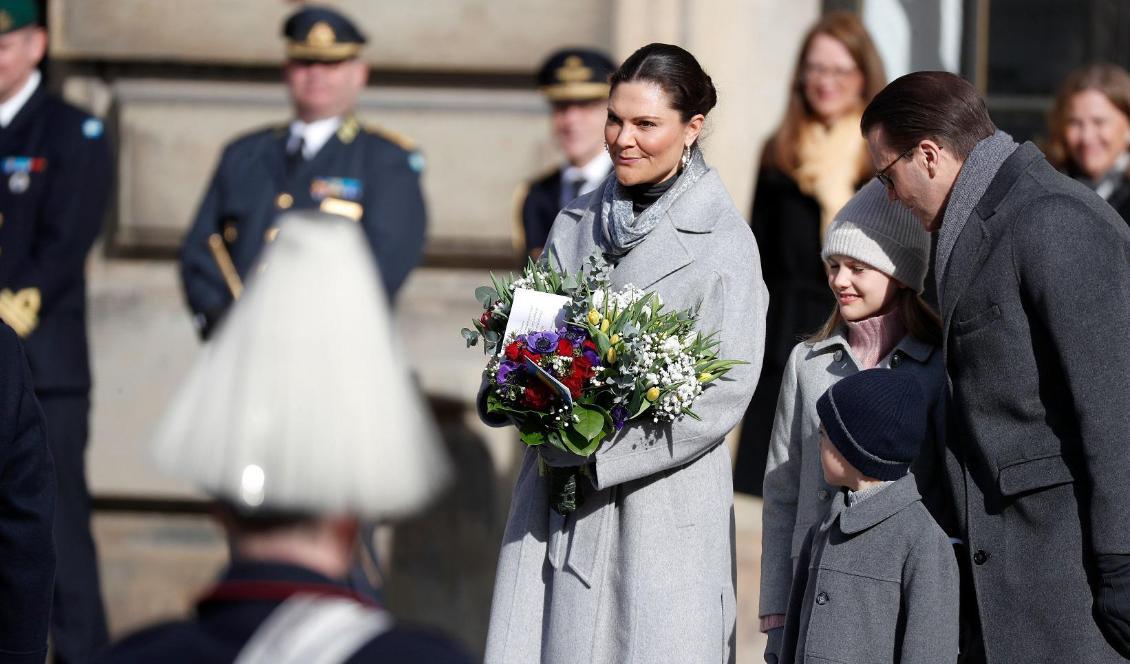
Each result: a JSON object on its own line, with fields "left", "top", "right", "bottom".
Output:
{"left": 387, "top": 394, "right": 514, "bottom": 656}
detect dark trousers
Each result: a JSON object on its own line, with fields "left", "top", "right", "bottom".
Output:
{"left": 39, "top": 393, "right": 108, "bottom": 663}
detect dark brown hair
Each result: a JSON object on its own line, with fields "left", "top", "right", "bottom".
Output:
{"left": 1045, "top": 63, "right": 1130, "bottom": 174}
{"left": 861, "top": 71, "right": 996, "bottom": 159}
{"left": 610, "top": 43, "right": 717, "bottom": 125}
{"left": 764, "top": 11, "right": 886, "bottom": 175}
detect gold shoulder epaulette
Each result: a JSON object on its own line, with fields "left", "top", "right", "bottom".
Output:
{"left": 363, "top": 123, "right": 418, "bottom": 152}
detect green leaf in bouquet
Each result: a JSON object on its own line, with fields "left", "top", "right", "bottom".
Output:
{"left": 484, "top": 330, "right": 501, "bottom": 345}
{"left": 460, "top": 327, "right": 479, "bottom": 347}
{"left": 520, "top": 429, "right": 546, "bottom": 446}
{"left": 475, "top": 286, "right": 499, "bottom": 308}
{"left": 564, "top": 425, "right": 605, "bottom": 457}
{"left": 629, "top": 392, "right": 651, "bottom": 418}
{"left": 546, "top": 429, "right": 568, "bottom": 453}
{"left": 572, "top": 404, "right": 605, "bottom": 441}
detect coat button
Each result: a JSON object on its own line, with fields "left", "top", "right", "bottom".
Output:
{"left": 276, "top": 192, "right": 294, "bottom": 209}
{"left": 890, "top": 352, "right": 902, "bottom": 368}
{"left": 223, "top": 225, "right": 238, "bottom": 243}
{"left": 973, "top": 549, "right": 990, "bottom": 565}
{"left": 815, "top": 591, "right": 829, "bottom": 605}
{"left": 264, "top": 227, "right": 279, "bottom": 243}
{"left": 833, "top": 349, "right": 843, "bottom": 362}
{"left": 817, "top": 489, "right": 830, "bottom": 501}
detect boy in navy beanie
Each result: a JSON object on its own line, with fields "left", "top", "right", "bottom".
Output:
{"left": 779, "top": 369, "right": 959, "bottom": 663}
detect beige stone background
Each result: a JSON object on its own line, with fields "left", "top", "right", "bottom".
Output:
{"left": 48, "top": 0, "right": 828, "bottom": 659}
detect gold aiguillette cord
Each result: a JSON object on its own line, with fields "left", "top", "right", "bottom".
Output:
{"left": 207, "top": 233, "right": 243, "bottom": 300}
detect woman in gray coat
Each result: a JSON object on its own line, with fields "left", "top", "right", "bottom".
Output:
{"left": 759, "top": 180, "right": 945, "bottom": 662}
{"left": 482, "top": 44, "right": 767, "bottom": 663}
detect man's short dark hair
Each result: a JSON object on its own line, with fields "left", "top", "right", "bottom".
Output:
{"left": 861, "top": 71, "right": 996, "bottom": 160}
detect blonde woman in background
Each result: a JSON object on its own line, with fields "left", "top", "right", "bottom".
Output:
{"left": 1046, "top": 62, "right": 1130, "bottom": 224}
{"left": 734, "top": 11, "right": 886, "bottom": 497}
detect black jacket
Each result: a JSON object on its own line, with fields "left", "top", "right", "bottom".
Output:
{"left": 96, "top": 560, "right": 473, "bottom": 663}
{"left": 0, "top": 85, "right": 112, "bottom": 392}
{"left": 0, "top": 323, "right": 55, "bottom": 663}
{"left": 519, "top": 167, "right": 563, "bottom": 255}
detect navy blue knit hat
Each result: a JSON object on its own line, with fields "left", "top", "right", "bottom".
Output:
{"left": 816, "top": 369, "right": 926, "bottom": 481}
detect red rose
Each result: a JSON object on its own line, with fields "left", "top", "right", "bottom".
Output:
{"left": 556, "top": 338, "right": 574, "bottom": 356}
{"left": 573, "top": 356, "right": 593, "bottom": 376}
{"left": 504, "top": 342, "right": 522, "bottom": 361}
{"left": 582, "top": 339, "right": 598, "bottom": 352}
{"left": 519, "top": 348, "right": 542, "bottom": 364}
{"left": 523, "top": 383, "right": 552, "bottom": 410}
{"left": 562, "top": 373, "right": 585, "bottom": 397}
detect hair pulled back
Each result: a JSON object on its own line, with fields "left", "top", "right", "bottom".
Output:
{"left": 609, "top": 43, "right": 717, "bottom": 123}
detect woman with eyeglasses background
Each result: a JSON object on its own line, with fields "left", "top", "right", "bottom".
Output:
{"left": 1045, "top": 63, "right": 1130, "bottom": 225}
{"left": 733, "top": 11, "right": 885, "bottom": 500}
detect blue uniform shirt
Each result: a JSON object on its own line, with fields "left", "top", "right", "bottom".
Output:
{"left": 180, "top": 116, "right": 427, "bottom": 337}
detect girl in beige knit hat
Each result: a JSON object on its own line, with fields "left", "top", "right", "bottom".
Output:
{"left": 758, "top": 178, "right": 947, "bottom": 663}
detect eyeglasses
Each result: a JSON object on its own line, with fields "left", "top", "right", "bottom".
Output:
{"left": 875, "top": 147, "right": 916, "bottom": 189}
{"left": 802, "top": 63, "right": 859, "bottom": 82}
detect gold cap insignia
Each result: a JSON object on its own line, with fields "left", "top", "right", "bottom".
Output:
{"left": 0, "top": 12, "right": 12, "bottom": 33}
{"left": 556, "top": 56, "right": 593, "bottom": 84}
{"left": 0, "top": 287, "right": 40, "bottom": 338}
{"left": 307, "top": 21, "right": 336, "bottom": 48}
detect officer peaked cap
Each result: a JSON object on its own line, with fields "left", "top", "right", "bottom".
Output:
{"left": 537, "top": 48, "right": 616, "bottom": 102}
{"left": 283, "top": 5, "right": 367, "bottom": 62}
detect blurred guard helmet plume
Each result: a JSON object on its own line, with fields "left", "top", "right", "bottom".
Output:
{"left": 152, "top": 211, "right": 450, "bottom": 519}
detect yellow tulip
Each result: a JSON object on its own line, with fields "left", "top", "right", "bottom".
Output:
{"left": 606, "top": 347, "right": 617, "bottom": 363}
{"left": 698, "top": 372, "right": 713, "bottom": 383}
{"left": 600, "top": 318, "right": 610, "bottom": 333}
{"left": 587, "top": 309, "right": 601, "bottom": 326}
{"left": 610, "top": 334, "right": 621, "bottom": 345}
{"left": 646, "top": 386, "right": 661, "bottom": 401}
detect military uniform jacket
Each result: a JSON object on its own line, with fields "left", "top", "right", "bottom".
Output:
{"left": 780, "top": 474, "right": 959, "bottom": 664}
{"left": 180, "top": 117, "right": 426, "bottom": 335}
{"left": 0, "top": 85, "right": 112, "bottom": 392}
{"left": 0, "top": 323, "right": 56, "bottom": 663}
{"left": 95, "top": 560, "right": 473, "bottom": 663}
{"left": 519, "top": 167, "right": 562, "bottom": 253}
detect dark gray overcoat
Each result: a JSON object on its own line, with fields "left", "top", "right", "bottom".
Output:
{"left": 939, "top": 142, "right": 1130, "bottom": 661}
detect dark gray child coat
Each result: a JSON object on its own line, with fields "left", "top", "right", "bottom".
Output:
{"left": 781, "top": 473, "right": 959, "bottom": 663}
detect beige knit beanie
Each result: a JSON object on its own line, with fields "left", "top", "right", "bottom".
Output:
{"left": 821, "top": 178, "right": 931, "bottom": 293}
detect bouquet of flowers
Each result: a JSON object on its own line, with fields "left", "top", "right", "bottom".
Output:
{"left": 462, "top": 254, "right": 743, "bottom": 513}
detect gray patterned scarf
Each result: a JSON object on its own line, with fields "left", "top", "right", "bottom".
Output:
{"left": 599, "top": 145, "right": 709, "bottom": 257}
{"left": 934, "top": 130, "right": 1018, "bottom": 305}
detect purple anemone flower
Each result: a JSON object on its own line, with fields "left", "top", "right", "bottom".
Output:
{"left": 496, "top": 360, "right": 520, "bottom": 385}
{"left": 611, "top": 406, "right": 628, "bottom": 431}
{"left": 527, "top": 330, "right": 560, "bottom": 354}
{"left": 583, "top": 349, "right": 601, "bottom": 366}
{"left": 559, "top": 325, "right": 587, "bottom": 346}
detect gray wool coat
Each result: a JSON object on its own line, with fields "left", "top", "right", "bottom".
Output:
{"left": 779, "top": 473, "right": 960, "bottom": 663}
{"left": 938, "top": 142, "right": 1130, "bottom": 661}
{"left": 482, "top": 167, "right": 767, "bottom": 664}
{"left": 760, "top": 330, "right": 945, "bottom": 618}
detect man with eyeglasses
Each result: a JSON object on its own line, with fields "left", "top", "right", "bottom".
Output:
{"left": 181, "top": 5, "right": 427, "bottom": 339}
{"left": 862, "top": 71, "right": 1130, "bottom": 663}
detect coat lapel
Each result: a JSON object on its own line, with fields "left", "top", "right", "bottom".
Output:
{"left": 940, "top": 213, "right": 990, "bottom": 336}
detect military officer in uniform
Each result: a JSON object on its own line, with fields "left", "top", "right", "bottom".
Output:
{"left": 0, "top": 321, "right": 56, "bottom": 664}
{"left": 98, "top": 212, "right": 470, "bottom": 664}
{"left": 516, "top": 48, "right": 614, "bottom": 258}
{"left": 181, "top": 5, "right": 427, "bottom": 338}
{"left": 0, "top": 1, "right": 114, "bottom": 661}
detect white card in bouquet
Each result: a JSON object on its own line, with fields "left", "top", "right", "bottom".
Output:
{"left": 503, "top": 288, "right": 570, "bottom": 342}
